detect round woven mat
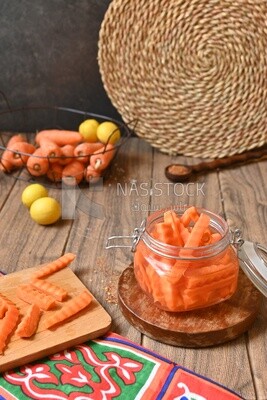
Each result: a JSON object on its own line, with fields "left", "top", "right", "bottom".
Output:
{"left": 98, "top": 0, "right": 267, "bottom": 158}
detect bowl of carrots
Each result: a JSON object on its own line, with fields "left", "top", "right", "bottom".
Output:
{"left": 0, "top": 106, "right": 131, "bottom": 186}
{"left": 134, "top": 206, "right": 239, "bottom": 312}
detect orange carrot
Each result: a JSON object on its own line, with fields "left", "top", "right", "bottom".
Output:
{"left": 74, "top": 142, "right": 103, "bottom": 163}
{"left": 62, "top": 160, "right": 85, "bottom": 185}
{"left": 16, "top": 303, "right": 41, "bottom": 338}
{"left": 7, "top": 142, "right": 36, "bottom": 167}
{"left": 26, "top": 147, "right": 49, "bottom": 176}
{"left": 58, "top": 144, "right": 75, "bottom": 165}
{"left": 84, "top": 165, "right": 101, "bottom": 182}
{"left": 210, "top": 232, "right": 222, "bottom": 244}
{"left": 38, "top": 137, "right": 62, "bottom": 162}
{"left": 45, "top": 290, "right": 92, "bottom": 329}
{"left": 90, "top": 144, "right": 115, "bottom": 171}
{"left": 0, "top": 149, "right": 15, "bottom": 172}
{"left": 183, "top": 213, "right": 211, "bottom": 249}
{"left": 47, "top": 163, "right": 63, "bottom": 182}
{"left": 163, "top": 210, "right": 183, "bottom": 246}
{"left": 31, "top": 278, "right": 68, "bottom": 302}
{"left": 32, "top": 253, "right": 76, "bottom": 279}
{"left": 180, "top": 206, "right": 200, "bottom": 227}
{"left": 35, "top": 130, "right": 83, "bottom": 147}
{"left": 5, "top": 134, "right": 26, "bottom": 147}
{"left": 0, "top": 299, "right": 7, "bottom": 318}
{"left": 16, "top": 284, "right": 56, "bottom": 310}
{"left": 0, "top": 297, "right": 20, "bottom": 354}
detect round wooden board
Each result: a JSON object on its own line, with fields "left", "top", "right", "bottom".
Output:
{"left": 118, "top": 266, "right": 262, "bottom": 348}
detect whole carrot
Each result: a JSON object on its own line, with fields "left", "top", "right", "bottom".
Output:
{"left": 58, "top": 144, "right": 75, "bottom": 165}
{"left": 38, "top": 137, "right": 62, "bottom": 162}
{"left": 35, "top": 130, "right": 83, "bottom": 147}
{"left": 26, "top": 147, "right": 49, "bottom": 176}
{"left": 90, "top": 143, "right": 115, "bottom": 171}
{"left": 8, "top": 142, "right": 36, "bottom": 167}
{"left": 62, "top": 160, "right": 85, "bottom": 185}
{"left": 85, "top": 165, "right": 102, "bottom": 182}
{"left": 47, "top": 163, "right": 63, "bottom": 182}
{"left": 74, "top": 142, "right": 103, "bottom": 163}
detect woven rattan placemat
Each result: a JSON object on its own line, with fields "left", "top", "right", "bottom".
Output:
{"left": 98, "top": 0, "right": 267, "bottom": 158}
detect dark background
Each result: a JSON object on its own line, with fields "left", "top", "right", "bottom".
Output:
{"left": 0, "top": 0, "right": 122, "bottom": 127}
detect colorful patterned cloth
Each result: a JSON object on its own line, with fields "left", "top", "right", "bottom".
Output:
{"left": 0, "top": 332, "right": 243, "bottom": 400}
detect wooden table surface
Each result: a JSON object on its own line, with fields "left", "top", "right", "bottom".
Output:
{"left": 0, "top": 137, "right": 266, "bottom": 399}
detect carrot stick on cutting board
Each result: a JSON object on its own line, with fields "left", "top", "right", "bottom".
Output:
{"left": 0, "top": 298, "right": 7, "bottom": 318}
{"left": 0, "top": 297, "right": 20, "bottom": 354}
{"left": 32, "top": 253, "right": 76, "bottom": 279}
{"left": 44, "top": 290, "right": 92, "bottom": 329}
{"left": 16, "top": 284, "right": 56, "bottom": 311}
{"left": 31, "top": 278, "right": 68, "bottom": 302}
{"left": 16, "top": 303, "right": 41, "bottom": 338}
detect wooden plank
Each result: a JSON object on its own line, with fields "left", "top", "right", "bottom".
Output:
{"left": 0, "top": 177, "right": 73, "bottom": 272}
{"left": 219, "top": 160, "right": 267, "bottom": 400}
{"left": 0, "top": 265, "right": 111, "bottom": 372}
{"left": 64, "top": 138, "right": 153, "bottom": 341}
{"left": 141, "top": 149, "right": 256, "bottom": 399}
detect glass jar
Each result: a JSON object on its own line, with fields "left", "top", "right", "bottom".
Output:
{"left": 133, "top": 207, "right": 239, "bottom": 312}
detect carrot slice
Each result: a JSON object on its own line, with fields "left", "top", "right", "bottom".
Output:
{"left": 32, "top": 253, "right": 76, "bottom": 279}
{"left": 74, "top": 142, "right": 103, "bottom": 163}
{"left": 0, "top": 297, "right": 20, "bottom": 354}
{"left": 31, "top": 278, "right": 68, "bottom": 302}
{"left": 45, "top": 290, "right": 92, "bottom": 329}
{"left": 16, "top": 284, "right": 56, "bottom": 310}
{"left": 16, "top": 304, "right": 41, "bottom": 338}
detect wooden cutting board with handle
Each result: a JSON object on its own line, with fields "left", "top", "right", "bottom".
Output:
{"left": 0, "top": 265, "right": 111, "bottom": 372}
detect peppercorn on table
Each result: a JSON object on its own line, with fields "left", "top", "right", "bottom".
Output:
{"left": 0, "top": 137, "right": 266, "bottom": 399}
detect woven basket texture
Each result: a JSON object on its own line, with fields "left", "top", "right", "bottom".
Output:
{"left": 98, "top": 0, "right": 267, "bottom": 158}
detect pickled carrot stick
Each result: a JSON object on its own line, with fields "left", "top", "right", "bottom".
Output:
{"left": 32, "top": 253, "right": 76, "bottom": 279}
{"left": 164, "top": 210, "right": 183, "bottom": 246}
{"left": 16, "top": 304, "right": 41, "bottom": 338}
{"left": 184, "top": 213, "right": 211, "bottom": 248}
{"left": 0, "top": 298, "right": 20, "bottom": 354}
{"left": 180, "top": 206, "right": 200, "bottom": 227}
{"left": 210, "top": 232, "right": 222, "bottom": 244}
{"left": 31, "top": 278, "right": 68, "bottom": 302}
{"left": 6, "top": 134, "right": 26, "bottom": 147}
{"left": 16, "top": 284, "right": 56, "bottom": 311}
{"left": 45, "top": 290, "right": 92, "bottom": 329}
{"left": 38, "top": 137, "right": 62, "bottom": 162}
{"left": 0, "top": 299, "right": 7, "bottom": 318}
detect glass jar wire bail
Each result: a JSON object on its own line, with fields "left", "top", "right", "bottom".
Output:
{"left": 106, "top": 220, "right": 146, "bottom": 252}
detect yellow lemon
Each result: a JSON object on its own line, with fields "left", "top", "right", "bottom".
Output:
{"left": 79, "top": 119, "right": 99, "bottom": 142}
{"left": 30, "top": 197, "right": 61, "bottom": 225}
{"left": 97, "top": 121, "right": 121, "bottom": 144}
{"left": 21, "top": 184, "right": 48, "bottom": 209}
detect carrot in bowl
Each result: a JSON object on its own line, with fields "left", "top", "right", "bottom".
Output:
{"left": 58, "top": 144, "right": 75, "bottom": 165}
{"left": 7, "top": 142, "right": 36, "bottom": 167}
{"left": 62, "top": 160, "right": 85, "bottom": 185}
{"left": 31, "top": 278, "right": 68, "bottom": 302}
{"left": 0, "top": 149, "right": 16, "bottom": 172}
{"left": 35, "top": 130, "right": 83, "bottom": 147}
{"left": 44, "top": 290, "right": 92, "bottom": 329}
{"left": 16, "top": 284, "right": 56, "bottom": 311}
{"left": 84, "top": 165, "right": 102, "bottom": 182}
{"left": 16, "top": 303, "right": 41, "bottom": 338}
{"left": 26, "top": 147, "right": 49, "bottom": 176}
{"left": 47, "top": 163, "right": 64, "bottom": 182}
{"left": 74, "top": 142, "right": 103, "bottom": 163}
{"left": 32, "top": 253, "right": 76, "bottom": 279}
{"left": 5, "top": 134, "right": 26, "bottom": 147}
{"left": 90, "top": 143, "right": 115, "bottom": 171}
{"left": 38, "top": 137, "right": 62, "bottom": 162}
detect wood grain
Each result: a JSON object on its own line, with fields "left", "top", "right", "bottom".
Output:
{"left": 0, "top": 265, "right": 111, "bottom": 373}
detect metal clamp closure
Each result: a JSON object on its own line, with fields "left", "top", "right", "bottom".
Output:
{"left": 106, "top": 220, "right": 146, "bottom": 252}
{"left": 230, "top": 229, "right": 244, "bottom": 248}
